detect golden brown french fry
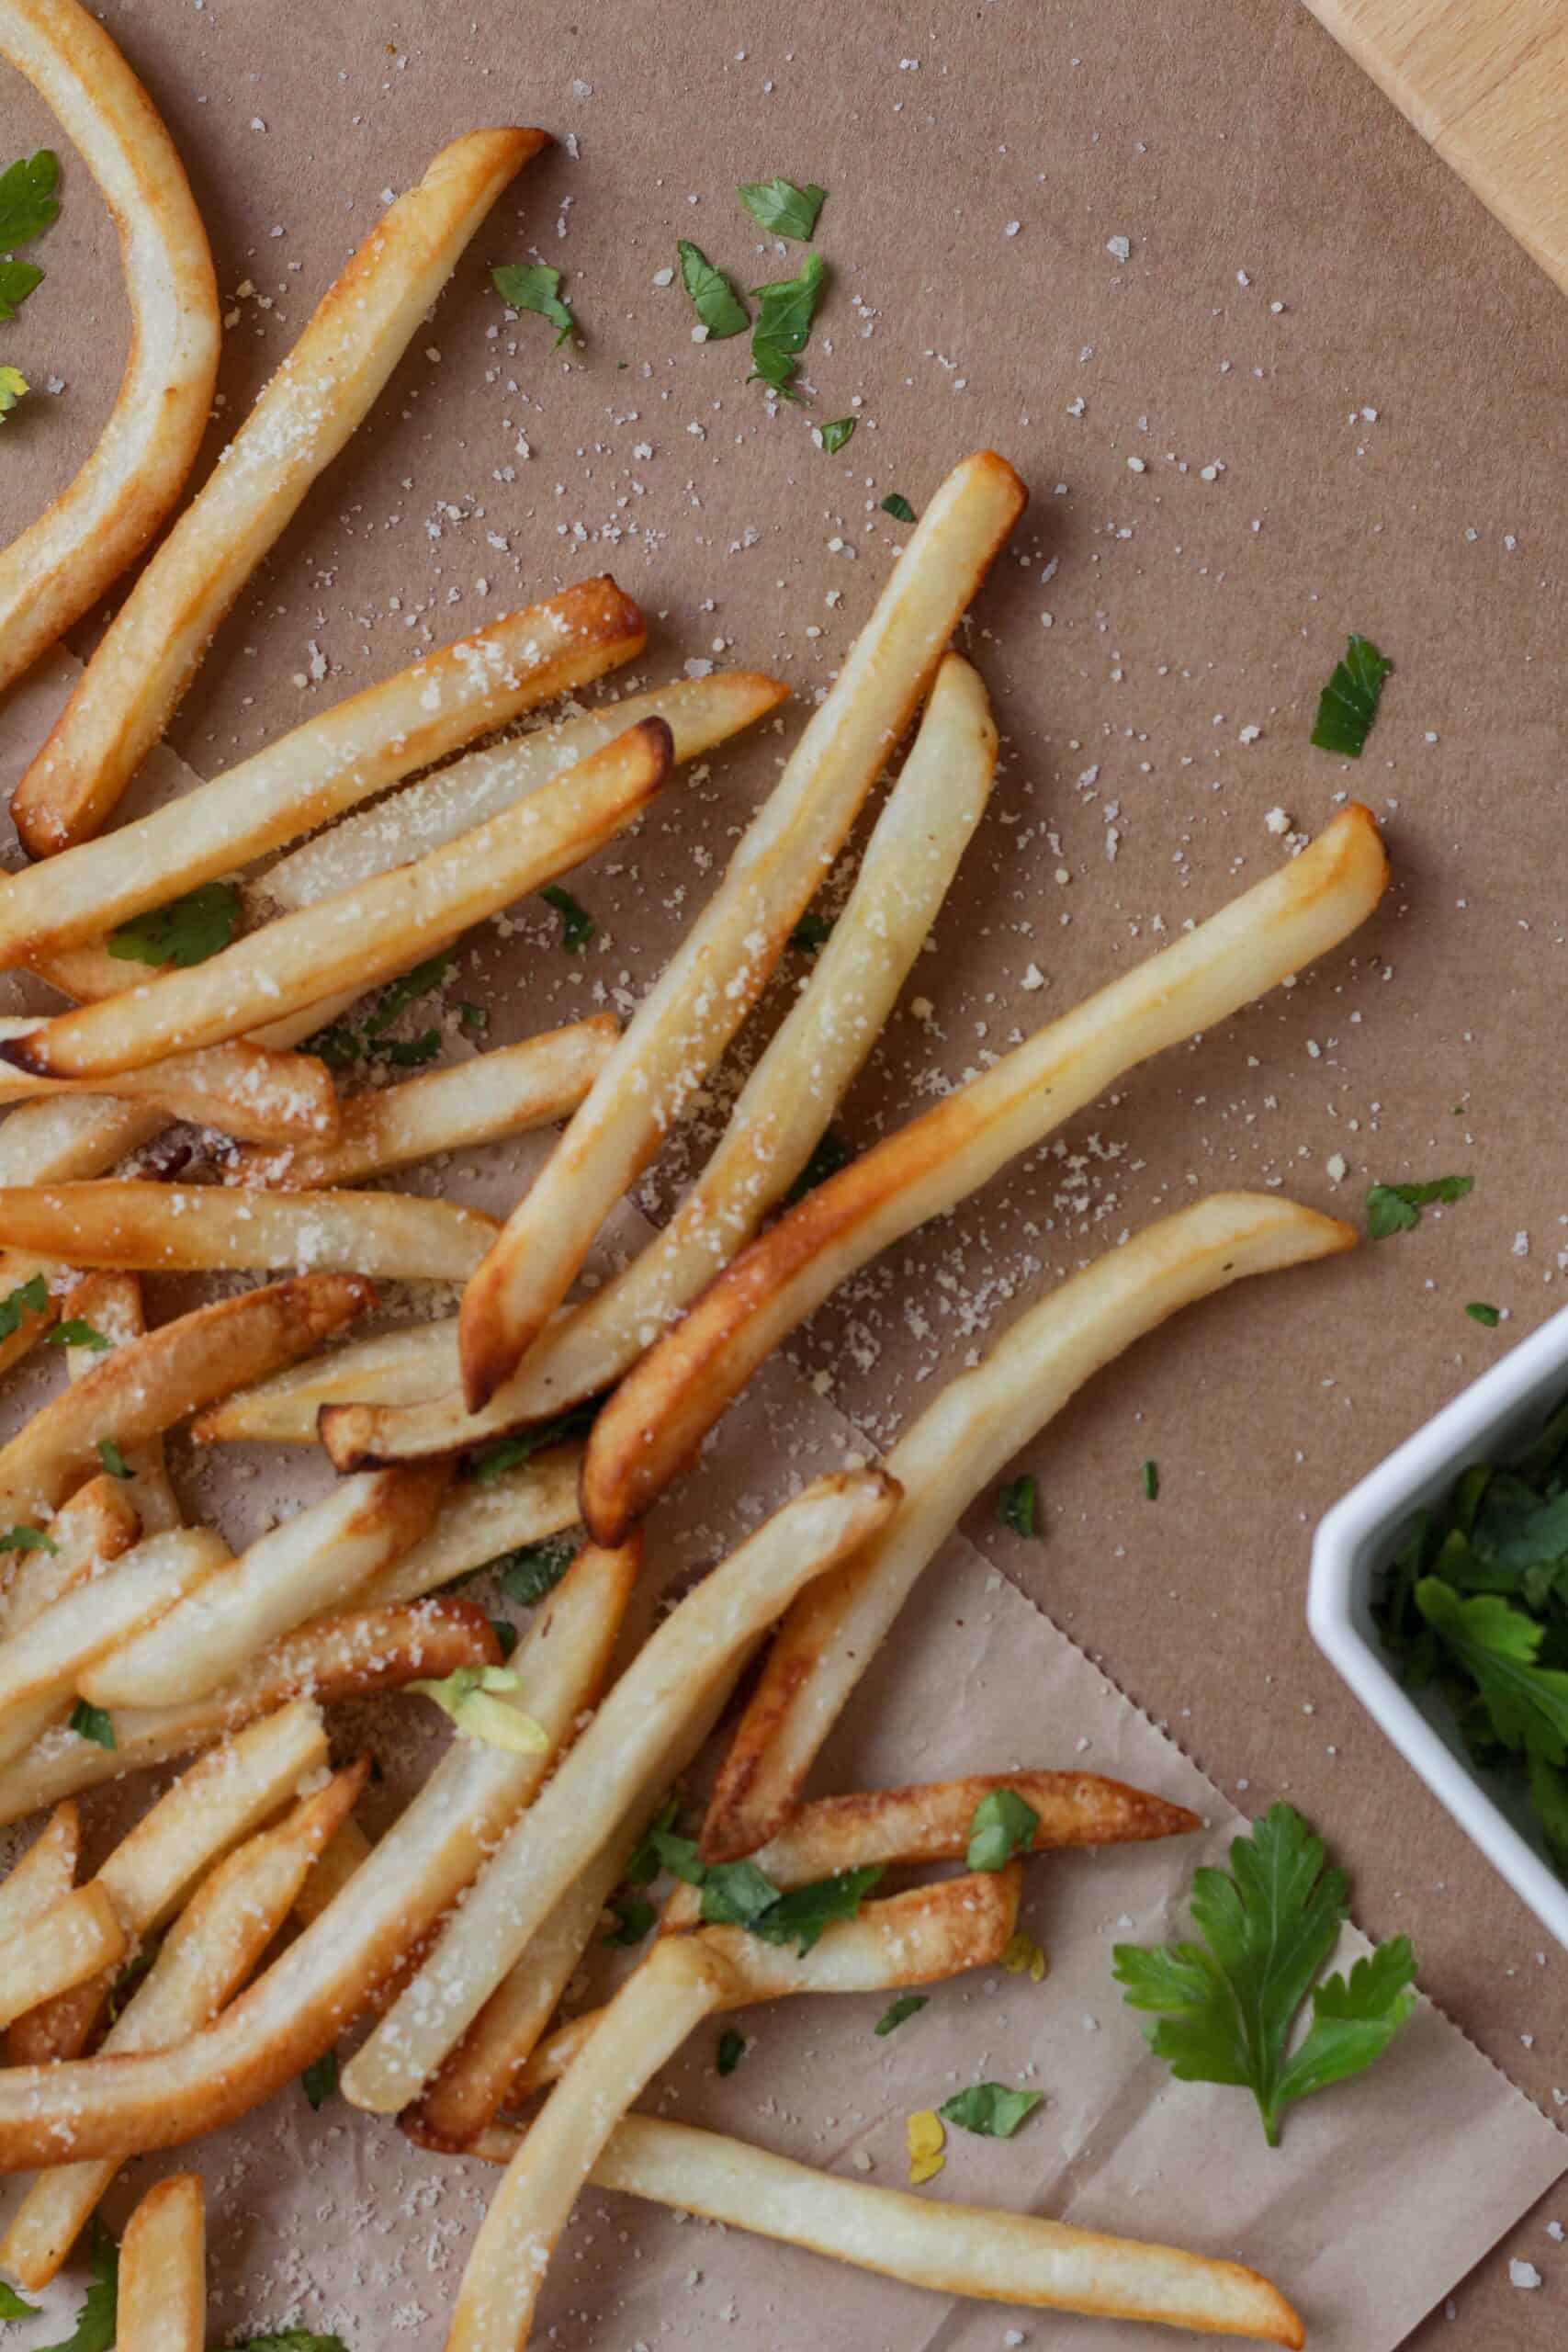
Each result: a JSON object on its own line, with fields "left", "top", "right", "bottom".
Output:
{"left": 0, "top": 0, "right": 219, "bottom": 695}
{"left": 0, "top": 585, "right": 644, "bottom": 965}
{"left": 467, "top": 2116, "right": 1304, "bottom": 2348}
{"left": 0, "top": 1883, "right": 125, "bottom": 2026}
{"left": 58, "top": 1273, "right": 182, "bottom": 1534}
{"left": 0, "top": 1182, "right": 499, "bottom": 1283}
{"left": 0, "top": 1473, "right": 141, "bottom": 1640}
{"left": 81, "top": 1465, "right": 450, "bottom": 1710}
{"left": 1, "top": 1763, "right": 364, "bottom": 2288}
{"left": 10, "top": 128, "right": 547, "bottom": 856}
{"left": 262, "top": 670, "right": 788, "bottom": 912}
{"left": 0, "top": 1600, "right": 499, "bottom": 1822}
{"left": 343, "top": 1470, "right": 899, "bottom": 2116}
{"left": 0, "top": 1799, "right": 76, "bottom": 1942}
{"left": 583, "top": 807, "right": 1389, "bottom": 1541}
{"left": 449, "top": 1937, "right": 740, "bottom": 2352}
{"left": 0, "top": 1273, "right": 374, "bottom": 1521}
{"left": 116, "top": 2174, "right": 205, "bottom": 2352}
{"left": 0, "top": 1551, "right": 634, "bottom": 2165}
{"left": 191, "top": 1319, "right": 460, "bottom": 1446}
{"left": 4, "top": 719, "right": 674, "bottom": 1080}
{"left": 352, "top": 1450, "right": 581, "bottom": 1611}
{"left": 326, "top": 650, "right": 998, "bottom": 1468}
{"left": 701, "top": 1193, "right": 1354, "bottom": 1860}
{"left": 455, "top": 455, "right": 1027, "bottom": 1410}
{"left": 510, "top": 1870, "right": 1021, "bottom": 2099}
{"left": 0, "top": 1021, "right": 341, "bottom": 1145}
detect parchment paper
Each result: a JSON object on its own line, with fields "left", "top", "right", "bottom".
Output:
{"left": 1, "top": 1, "right": 1566, "bottom": 2344}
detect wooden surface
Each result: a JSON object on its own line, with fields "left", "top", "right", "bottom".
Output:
{"left": 1304, "top": 0, "right": 1568, "bottom": 298}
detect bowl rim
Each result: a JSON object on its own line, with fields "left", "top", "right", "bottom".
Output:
{"left": 1308, "top": 1295, "right": 1568, "bottom": 1949}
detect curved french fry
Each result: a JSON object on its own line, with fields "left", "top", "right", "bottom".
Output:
{"left": 116, "top": 2174, "right": 205, "bottom": 2352}
{"left": 192, "top": 1320, "right": 460, "bottom": 1446}
{"left": 0, "top": 1182, "right": 498, "bottom": 1283}
{"left": 353, "top": 1449, "right": 581, "bottom": 1611}
{"left": 583, "top": 807, "right": 1388, "bottom": 1541}
{"left": 11, "top": 128, "right": 546, "bottom": 854}
{"left": 0, "top": 0, "right": 219, "bottom": 695}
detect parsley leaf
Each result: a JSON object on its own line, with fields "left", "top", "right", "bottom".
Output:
{"left": 788, "top": 909, "right": 834, "bottom": 954}
{"left": 716, "top": 2027, "right": 746, "bottom": 2076}
{"left": 364, "top": 949, "right": 455, "bottom": 1035}
{"left": 782, "top": 1125, "right": 852, "bottom": 1206}
{"left": 732, "top": 1865, "right": 884, "bottom": 1955}
{"left": 67, "top": 1700, "right": 115, "bottom": 1751}
{"left": 1311, "top": 634, "right": 1392, "bottom": 758}
{"left": 35, "top": 2215, "right": 117, "bottom": 2352}
{"left": 737, "top": 177, "right": 825, "bottom": 241}
{"left": 1466, "top": 1302, "right": 1501, "bottom": 1328}
{"left": 96, "top": 1439, "right": 132, "bottom": 1480}
{"left": 458, "top": 1000, "right": 490, "bottom": 1036}
{"left": 0, "top": 364, "right": 28, "bottom": 421}
{"left": 997, "top": 1475, "right": 1036, "bottom": 1539}
{"left": 1143, "top": 1458, "right": 1160, "bottom": 1500}
{"left": 47, "top": 1318, "right": 109, "bottom": 1351}
{"left": 0, "top": 1524, "right": 54, "bottom": 1555}
{"left": 604, "top": 1894, "right": 656, "bottom": 1947}
{"left": 539, "top": 882, "right": 594, "bottom": 952}
{"left": 301, "top": 2049, "right": 338, "bottom": 2110}
{"left": 106, "top": 1941, "right": 159, "bottom": 2020}
{"left": 227, "top": 2335, "right": 350, "bottom": 2352}
{"left": 749, "top": 253, "right": 824, "bottom": 399}
{"left": 0, "top": 1271, "right": 47, "bottom": 1340}
{"left": 0, "top": 258, "right": 42, "bottom": 322}
{"left": 816, "top": 416, "right": 855, "bottom": 455}
{"left": 464, "top": 1398, "right": 604, "bottom": 1484}
{"left": 676, "top": 240, "right": 749, "bottom": 340}
{"left": 879, "top": 492, "right": 916, "bottom": 523}
{"left": 874, "top": 1993, "right": 927, "bottom": 2037}
{"left": 107, "top": 882, "right": 242, "bottom": 969}
{"left": 492, "top": 261, "right": 577, "bottom": 349}
{"left": 623, "top": 1796, "right": 680, "bottom": 1887}
{"left": 1416, "top": 1579, "right": 1568, "bottom": 1764}
{"left": 1113, "top": 1802, "right": 1416, "bottom": 2146}
{"left": 302, "top": 1020, "right": 362, "bottom": 1072}
{"left": 496, "top": 1537, "right": 577, "bottom": 1607}
{"left": 1365, "top": 1174, "right": 1472, "bottom": 1238}
{"left": 965, "top": 1788, "right": 1039, "bottom": 1871}
{"left": 489, "top": 1615, "right": 520, "bottom": 1660}
{"left": 939, "top": 2082, "right": 1043, "bottom": 2139}
{"left": 644, "top": 1830, "right": 883, "bottom": 1955}
{"left": 0, "top": 151, "right": 60, "bottom": 249}
{"left": 0, "top": 2281, "right": 37, "bottom": 2319}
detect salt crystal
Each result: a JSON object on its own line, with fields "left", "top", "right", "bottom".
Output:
{"left": 1509, "top": 2259, "right": 1542, "bottom": 2290}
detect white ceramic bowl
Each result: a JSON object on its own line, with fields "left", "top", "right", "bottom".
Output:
{"left": 1309, "top": 1299, "right": 1568, "bottom": 1951}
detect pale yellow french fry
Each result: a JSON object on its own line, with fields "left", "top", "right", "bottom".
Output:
{"left": 262, "top": 670, "right": 788, "bottom": 912}
{"left": 0, "top": 1182, "right": 498, "bottom": 1283}
{"left": 0, "top": 1883, "right": 125, "bottom": 2026}
{"left": 0, "top": 1474, "right": 141, "bottom": 1641}
{"left": 448, "top": 1938, "right": 740, "bottom": 2352}
{"left": 0, "top": 1547, "right": 635, "bottom": 2164}
{"left": 343, "top": 1469, "right": 899, "bottom": 2116}
{"left": 221, "top": 1020, "right": 618, "bottom": 1191}
{"left": 0, "top": 1799, "right": 76, "bottom": 1942}
{"left": 116, "top": 2173, "right": 205, "bottom": 2352}
{"left": 0, "top": 1763, "right": 364, "bottom": 2289}
{"left": 583, "top": 807, "right": 1389, "bottom": 1541}
{"left": 10, "top": 129, "right": 547, "bottom": 856}
{"left": 468, "top": 2116, "right": 1305, "bottom": 2349}
{"left": 325, "top": 650, "right": 998, "bottom": 1468}
{"left": 191, "top": 1319, "right": 459, "bottom": 1447}
{"left": 293, "top": 1816, "right": 375, "bottom": 1929}
{"left": 0, "top": 1019, "right": 341, "bottom": 1145}
{"left": 455, "top": 455, "right": 1028, "bottom": 1410}
{"left": 81, "top": 1466, "right": 449, "bottom": 1710}
{"left": 0, "top": 1273, "right": 373, "bottom": 1520}
{"left": 0, "top": 585, "right": 645, "bottom": 965}
{"left": 353, "top": 1449, "right": 581, "bottom": 1611}
{"left": 58, "top": 1272, "right": 182, "bottom": 1534}
{"left": 701, "top": 1193, "right": 1354, "bottom": 1861}
{"left": 0, "top": 0, "right": 218, "bottom": 695}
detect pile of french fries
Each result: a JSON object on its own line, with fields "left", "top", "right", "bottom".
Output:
{"left": 0, "top": 17, "right": 1394, "bottom": 2341}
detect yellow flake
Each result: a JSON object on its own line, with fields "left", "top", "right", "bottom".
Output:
{"left": 1001, "top": 1930, "right": 1048, "bottom": 1983}
{"left": 906, "top": 2109, "right": 945, "bottom": 2186}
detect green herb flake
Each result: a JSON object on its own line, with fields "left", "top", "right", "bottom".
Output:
{"left": 0, "top": 1271, "right": 47, "bottom": 1340}
{"left": 603, "top": 1894, "right": 657, "bottom": 1947}
{"left": 737, "top": 177, "right": 825, "bottom": 241}
{"left": 365, "top": 949, "right": 456, "bottom": 1035}
{"left": 997, "top": 1475, "right": 1037, "bottom": 1539}
{"left": 0, "top": 2280, "right": 38, "bottom": 2320}
{"left": 458, "top": 1000, "right": 490, "bottom": 1036}
{"left": 492, "top": 261, "right": 577, "bottom": 349}
{"left": 749, "top": 252, "right": 825, "bottom": 399}
{"left": 816, "top": 416, "right": 855, "bottom": 455}
{"left": 107, "top": 1942, "right": 159, "bottom": 2021}
{"left": 0, "top": 150, "right": 60, "bottom": 249}
{"left": 874, "top": 1993, "right": 928, "bottom": 2037}
{"left": 788, "top": 909, "right": 834, "bottom": 954}
{"left": 1113, "top": 1801, "right": 1416, "bottom": 2147}
{"left": 96, "top": 1438, "right": 133, "bottom": 1480}
{"left": 729, "top": 1864, "right": 884, "bottom": 1956}
{"left": 1365, "top": 1174, "right": 1472, "bottom": 1238}
{"left": 107, "top": 882, "right": 242, "bottom": 970}
{"left": 938, "top": 2081, "right": 1043, "bottom": 2139}
{"left": 623, "top": 1796, "right": 681, "bottom": 1887}
{"left": 540, "top": 881, "right": 595, "bottom": 952}
{"left": 34, "top": 2214, "right": 117, "bottom": 2352}
{"left": 227, "top": 2335, "right": 350, "bottom": 2352}
{"left": 47, "top": 1318, "right": 110, "bottom": 1351}
{"left": 879, "top": 492, "right": 916, "bottom": 523}
{"left": 1466, "top": 1302, "right": 1501, "bottom": 1329}
{"left": 496, "top": 1536, "right": 577, "bottom": 1607}
{"left": 301, "top": 2049, "right": 338, "bottom": 2111}
{"left": 302, "top": 1020, "right": 363, "bottom": 1072}
{"left": 380, "top": 1030, "right": 442, "bottom": 1069}
{"left": 716, "top": 2027, "right": 747, "bottom": 2076}
{"left": 68, "top": 1700, "right": 115, "bottom": 1751}
{"left": 464, "top": 1398, "right": 603, "bottom": 1484}
{"left": 676, "top": 240, "right": 750, "bottom": 340}
{"left": 1310, "top": 634, "right": 1392, "bottom": 759}
{"left": 0, "top": 1524, "right": 55, "bottom": 1555}
{"left": 782, "top": 1125, "right": 852, "bottom": 1206}
{"left": 1143, "top": 1458, "right": 1160, "bottom": 1500}
{"left": 0, "top": 365, "right": 28, "bottom": 421}
{"left": 490, "top": 1615, "right": 520, "bottom": 1660}
{"left": 965, "top": 1787, "right": 1040, "bottom": 1871}
{"left": 0, "top": 257, "right": 42, "bottom": 322}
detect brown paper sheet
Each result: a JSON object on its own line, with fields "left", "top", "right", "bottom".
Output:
{"left": 2, "top": 0, "right": 1567, "bottom": 2343}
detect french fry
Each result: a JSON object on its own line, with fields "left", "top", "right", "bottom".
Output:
{"left": 583, "top": 807, "right": 1389, "bottom": 1541}
{"left": 353, "top": 1449, "right": 581, "bottom": 1611}
{"left": 448, "top": 1937, "right": 741, "bottom": 2352}
{"left": 0, "top": 1528, "right": 231, "bottom": 1767}
{"left": 0, "top": 1600, "right": 500, "bottom": 1824}
{"left": 0, "top": 0, "right": 219, "bottom": 695}
{"left": 701, "top": 1193, "right": 1354, "bottom": 1860}
{"left": 0, "top": 1273, "right": 374, "bottom": 1521}
{"left": 221, "top": 1021, "right": 617, "bottom": 1191}
{"left": 0, "top": 1549, "right": 633, "bottom": 2164}
{"left": 58, "top": 1273, "right": 182, "bottom": 1534}
{"left": 1, "top": 1765, "right": 364, "bottom": 2288}
{"left": 0, "top": 1883, "right": 125, "bottom": 2027}
{"left": 510, "top": 1870, "right": 1021, "bottom": 2098}
{"left": 10, "top": 128, "right": 547, "bottom": 856}
{"left": 467, "top": 2116, "right": 1304, "bottom": 2349}
{"left": 0, "top": 1182, "right": 499, "bottom": 1283}
{"left": 80, "top": 1465, "right": 450, "bottom": 1710}
{"left": 262, "top": 669, "right": 788, "bottom": 911}
{"left": 0, "top": 1021, "right": 341, "bottom": 1145}
{"left": 116, "top": 2174, "right": 205, "bottom": 2352}
{"left": 455, "top": 454, "right": 1028, "bottom": 1410}
{"left": 294, "top": 1816, "right": 375, "bottom": 1929}
{"left": 0, "top": 1800, "right": 76, "bottom": 1942}
{"left": 343, "top": 1469, "right": 900, "bottom": 2116}
{"left": 0, "top": 1474, "right": 141, "bottom": 1640}
{"left": 0, "top": 585, "right": 645, "bottom": 965}
{"left": 192, "top": 1318, "right": 460, "bottom": 1446}
{"left": 325, "top": 650, "right": 998, "bottom": 1468}
{"left": 3, "top": 719, "right": 674, "bottom": 1079}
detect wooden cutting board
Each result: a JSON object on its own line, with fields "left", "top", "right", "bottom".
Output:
{"left": 1303, "top": 0, "right": 1568, "bottom": 299}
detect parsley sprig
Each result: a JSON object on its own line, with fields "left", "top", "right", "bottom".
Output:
{"left": 1310, "top": 634, "right": 1391, "bottom": 759}
{"left": 492, "top": 262, "right": 577, "bottom": 348}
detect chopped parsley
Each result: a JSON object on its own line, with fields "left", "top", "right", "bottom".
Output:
{"left": 107, "top": 882, "right": 242, "bottom": 969}
{"left": 737, "top": 177, "right": 825, "bottom": 241}
{"left": 47, "top": 1317, "right": 109, "bottom": 1351}
{"left": 1113, "top": 1802, "right": 1416, "bottom": 2146}
{"left": 464, "top": 1398, "right": 604, "bottom": 1483}
{"left": 228, "top": 2335, "right": 350, "bottom": 2352}
{"left": 879, "top": 492, "right": 916, "bottom": 523}
{"left": 603, "top": 1894, "right": 656, "bottom": 1947}
{"left": 676, "top": 240, "right": 750, "bottom": 340}
{"left": 492, "top": 261, "right": 577, "bottom": 348}
{"left": 1143, "top": 1458, "right": 1160, "bottom": 1500}
{"left": 0, "top": 1524, "right": 54, "bottom": 1555}
{"left": 457, "top": 1000, "right": 490, "bottom": 1036}
{"left": 623, "top": 1796, "right": 680, "bottom": 1886}
{"left": 783, "top": 1125, "right": 852, "bottom": 1206}
{"left": 1365, "top": 1173, "right": 1472, "bottom": 1238}
{"left": 816, "top": 416, "right": 855, "bottom": 454}
{"left": 749, "top": 252, "right": 824, "bottom": 399}
{"left": 0, "top": 364, "right": 27, "bottom": 422}
{"left": 539, "top": 882, "right": 594, "bottom": 952}
{"left": 938, "top": 2082, "right": 1043, "bottom": 2139}
{"left": 300, "top": 2049, "right": 338, "bottom": 2110}
{"left": 716, "top": 2027, "right": 746, "bottom": 2076}
{"left": 645, "top": 1824, "right": 883, "bottom": 1954}
{"left": 997, "top": 1475, "right": 1036, "bottom": 1539}
{"left": 0, "top": 2281, "right": 37, "bottom": 2320}
{"left": 874, "top": 1993, "right": 928, "bottom": 2037}
{"left": 496, "top": 1536, "right": 577, "bottom": 1607}
{"left": 0, "top": 1271, "right": 47, "bottom": 1340}
{"left": 107, "top": 1943, "right": 159, "bottom": 2020}
{"left": 1310, "top": 634, "right": 1392, "bottom": 759}
{"left": 305, "top": 951, "right": 457, "bottom": 1071}
{"left": 365, "top": 949, "right": 457, "bottom": 1035}
{"left": 96, "top": 1439, "right": 133, "bottom": 1480}
{"left": 965, "top": 1788, "right": 1039, "bottom": 1871}
{"left": 67, "top": 1700, "right": 115, "bottom": 1751}
{"left": 489, "top": 1616, "right": 520, "bottom": 1660}
{"left": 787, "top": 909, "right": 834, "bottom": 954}
{"left": 1466, "top": 1302, "right": 1502, "bottom": 1329}
{"left": 33, "top": 2215, "right": 117, "bottom": 2352}
{"left": 0, "top": 149, "right": 60, "bottom": 249}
